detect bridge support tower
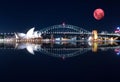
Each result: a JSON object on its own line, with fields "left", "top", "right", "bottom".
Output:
{"left": 92, "top": 30, "right": 98, "bottom": 41}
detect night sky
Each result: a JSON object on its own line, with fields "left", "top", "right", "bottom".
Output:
{"left": 0, "top": 0, "right": 119, "bottom": 33}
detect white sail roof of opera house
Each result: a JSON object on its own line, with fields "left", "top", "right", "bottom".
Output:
{"left": 26, "top": 27, "right": 35, "bottom": 39}
{"left": 15, "top": 27, "right": 42, "bottom": 39}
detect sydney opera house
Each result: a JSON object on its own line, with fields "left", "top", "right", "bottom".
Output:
{"left": 14, "top": 27, "right": 43, "bottom": 42}
{"left": 15, "top": 27, "right": 42, "bottom": 39}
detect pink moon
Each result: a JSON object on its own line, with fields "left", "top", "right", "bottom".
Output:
{"left": 93, "top": 8, "right": 104, "bottom": 20}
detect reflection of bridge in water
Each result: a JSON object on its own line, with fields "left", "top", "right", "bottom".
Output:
{"left": 0, "top": 41, "right": 120, "bottom": 58}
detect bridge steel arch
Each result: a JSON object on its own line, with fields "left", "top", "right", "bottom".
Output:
{"left": 40, "top": 24, "right": 91, "bottom": 34}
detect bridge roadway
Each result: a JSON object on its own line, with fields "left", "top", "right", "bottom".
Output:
{"left": 42, "top": 32, "right": 120, "bottom": 37}
{"left": 42, "top": 32, "right": 91, "bottom": 35}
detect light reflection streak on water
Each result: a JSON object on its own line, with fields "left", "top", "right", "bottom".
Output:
{"left": 0, "top": 41, "right": 119, "bottom": 58}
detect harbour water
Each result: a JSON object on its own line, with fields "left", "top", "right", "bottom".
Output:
{"left": 0, "top": 41, "right": 120, "bottom": 81}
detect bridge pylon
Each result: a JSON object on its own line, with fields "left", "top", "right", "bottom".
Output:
{"left": 92, "top": 30, "right": 98, "bottom": 41}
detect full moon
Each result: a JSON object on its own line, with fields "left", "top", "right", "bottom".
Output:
{"left": 93, "top": 8, "right": 104, "bottom": 20}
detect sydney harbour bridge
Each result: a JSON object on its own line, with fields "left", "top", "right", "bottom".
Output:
{"left": 38, "top": 23, "right": 120, "bottom": 41}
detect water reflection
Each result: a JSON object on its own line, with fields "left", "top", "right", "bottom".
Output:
{"left": 0, "top": 41, "right": 120, "bottom": 58}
